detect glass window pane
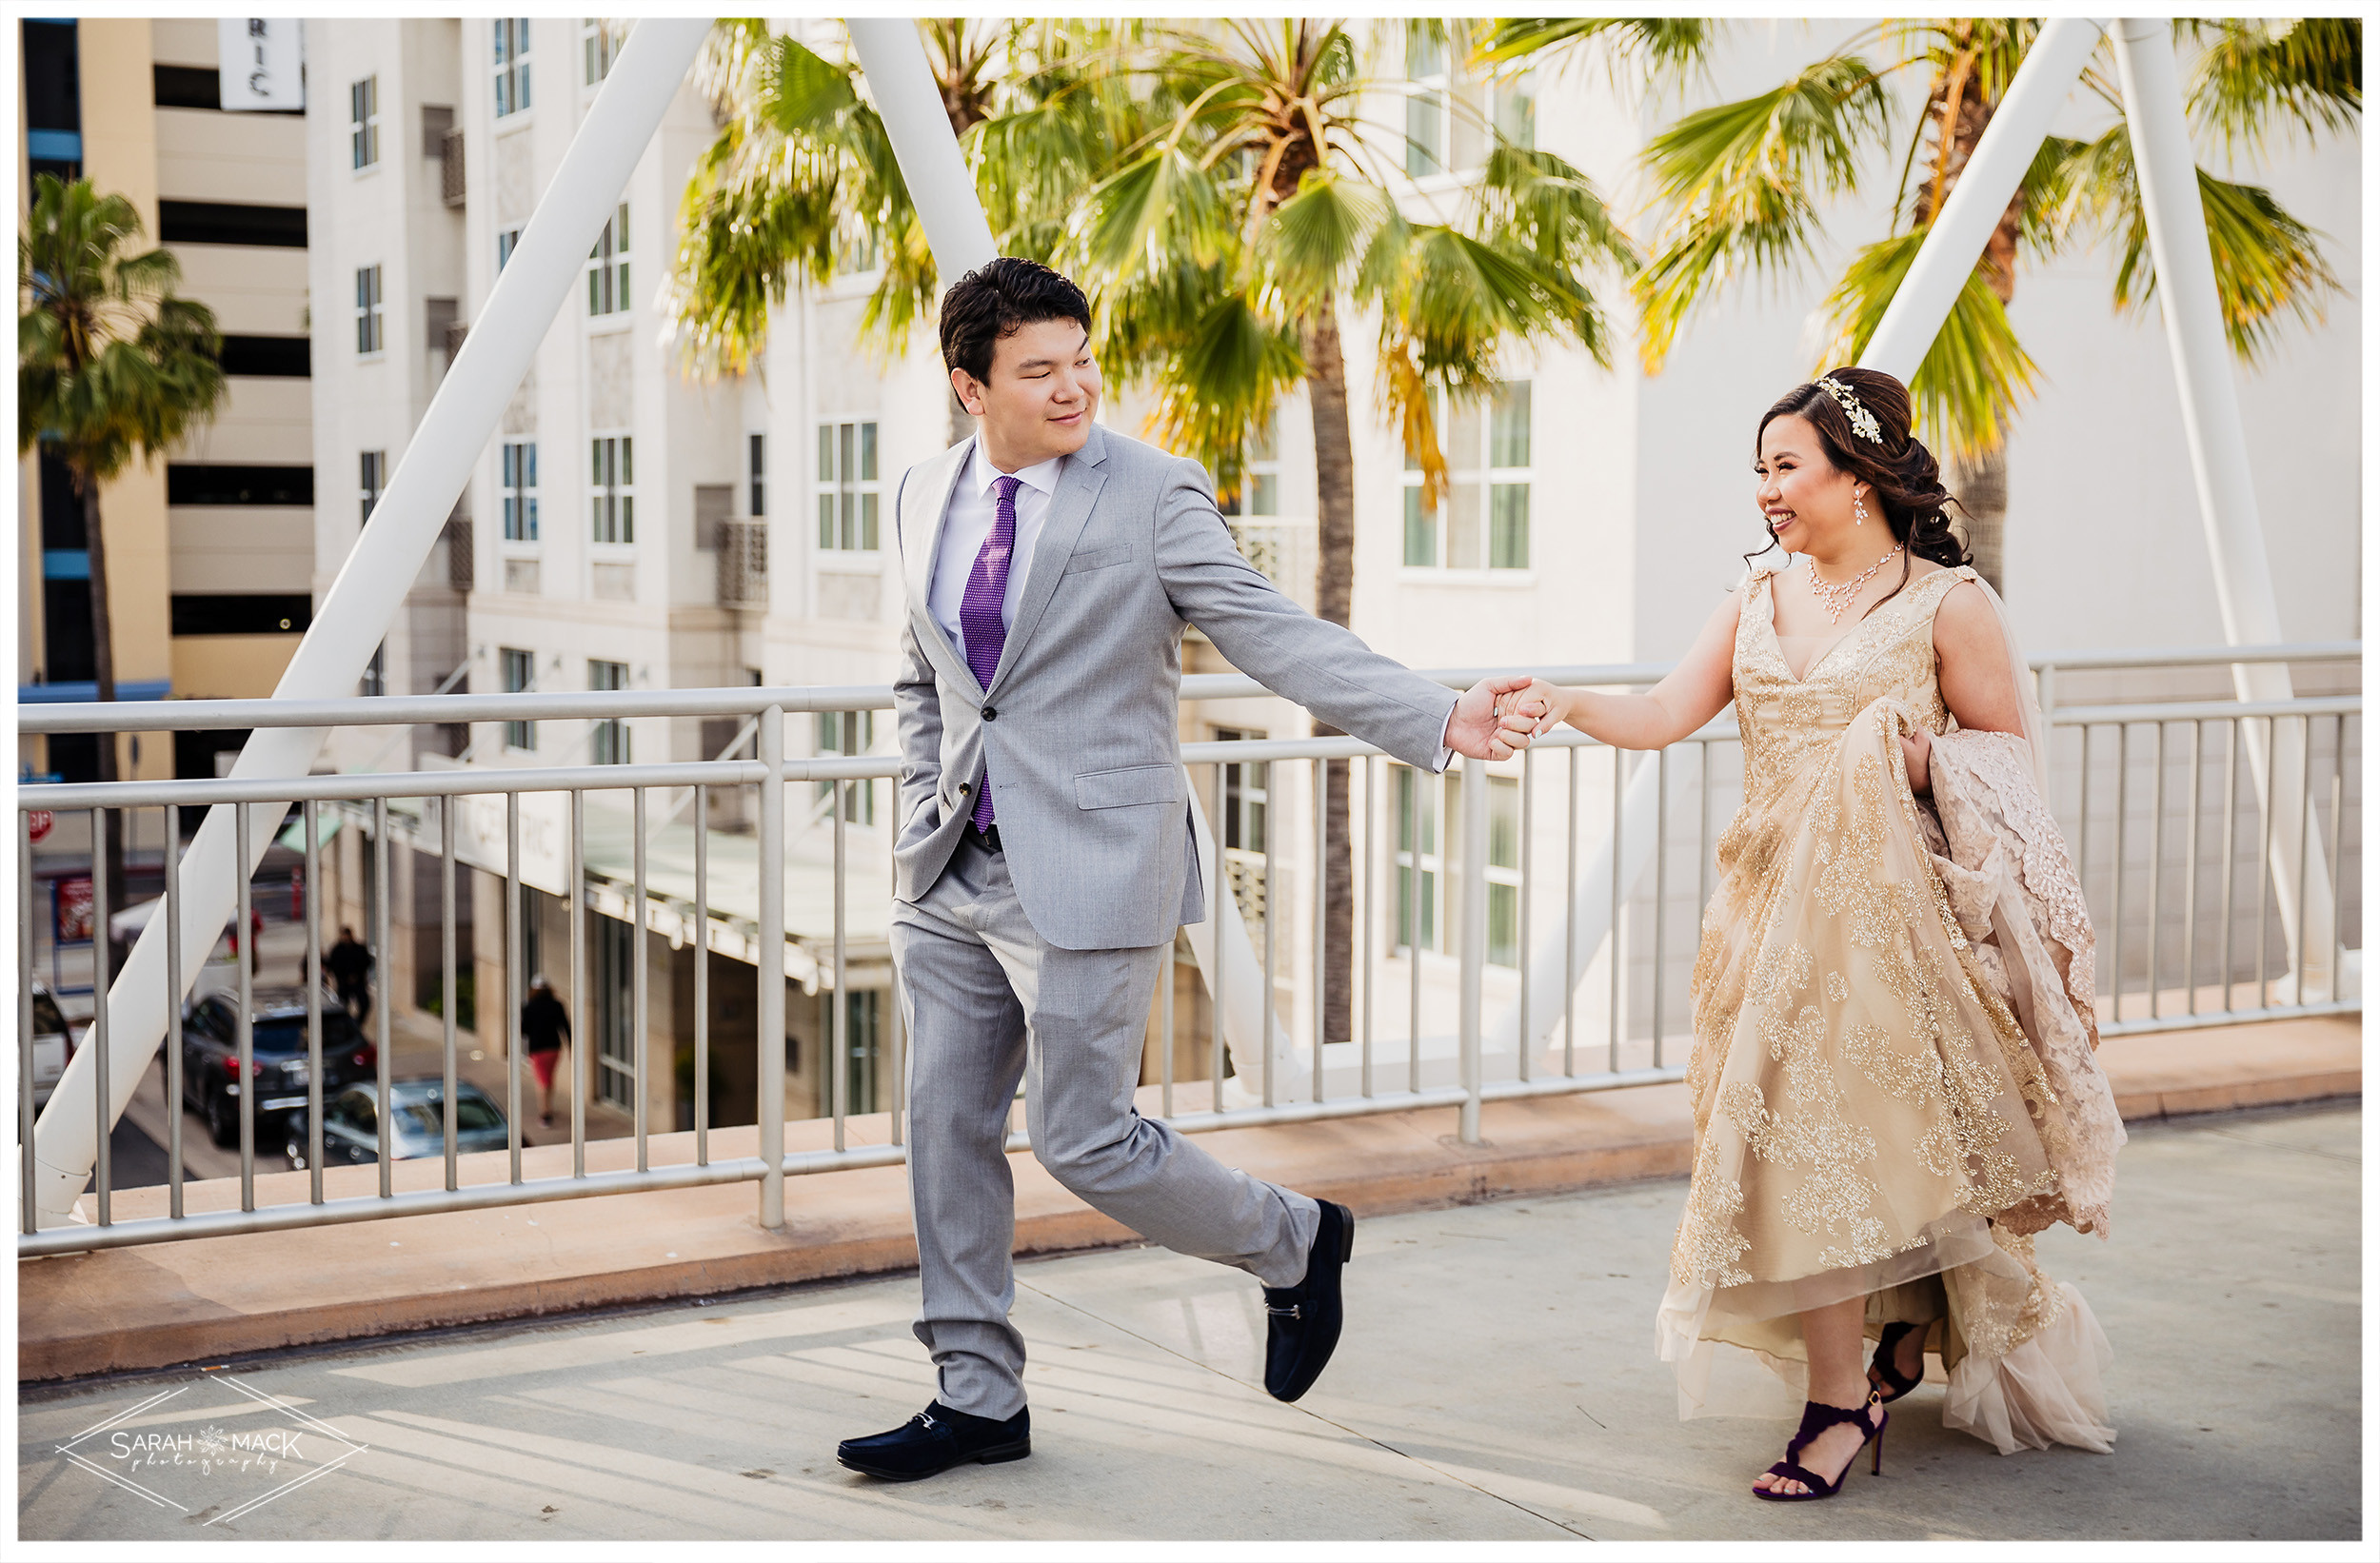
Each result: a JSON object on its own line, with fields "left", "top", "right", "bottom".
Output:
{"left": 1491, "top": 484, "right": 1530, "bottom": 569}
{"left": 1406, "top": 91, "right": 1443, "bottom": 178}
{"left": 818, "top": 423, "right": 834, "bottom": 482}
{"left": 818, "top": 493, "right": 834, "bottom": 549}
{"left": 620, "top": 436, "right": 632, "bottom": 485}
{"left": 861, "top": 490, "right": 879, "bottom": 549}
{"left": 1406, "top": 23, "right": 1445, "bottom": 79}
{"left": 619, "top": 495, "right": 631, "bottom": 543}
{"left": 1448, "top": 480, "right": 1481, "bottom": 570}
{"left": 1403, "top": 486, "right": 1436, "bottom": 567}
{"left": 1251, "top": 473, "right": 1278, "bottom": 517}
{"left": 1491, "top": 381, "right": 1532, "bottom": 467}
{"left": 1444, "top": 400, "right": 1483, "bottom": 471}
{"left": 1420, "top": 870, "right": 1436, "bottom": 946}
{"left": 839, "top": 489, "right": 854, "bottom": 550}
{"left": 860, "top": 422, "right": 877, "bottom": 481}
{"left": 1497, "top": 77, "right": 1537, "bottom": 148}
{"left": 1489, "top": 776, "right": 1519, "bottom": 868}
{"left": 1489, "top": 883, "right": 1518, "bottom": 968}
{"left": 840, "top": 424, "right": 855, "bottom": 487}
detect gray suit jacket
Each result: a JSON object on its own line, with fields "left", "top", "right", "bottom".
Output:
{"left": 892, "top": 423, "right": 1458, "bottom": 951}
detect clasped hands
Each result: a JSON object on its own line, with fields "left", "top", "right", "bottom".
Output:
{"left": 1447, "top": 676, "right": 1562, "bottom": 762}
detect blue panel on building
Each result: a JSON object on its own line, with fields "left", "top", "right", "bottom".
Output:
{"left": 42, "top": 549, "right": 89, "bottom": 580}
{"left": 26, "top": 129, "right": 81, "bottom": 162}
{"left": 17, "top": 679, "right": 173, "bottom": 703}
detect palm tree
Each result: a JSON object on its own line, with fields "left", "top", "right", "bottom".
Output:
{"left": 1059, "top": 20, "right": 1636, "bottom": 1044}
{"left": 1483, "top": 17, "right": 2355, "bottom": 588}
{"left": 670, "top": 20, "right": 1637, "bottom": 1048}
{"left": 19, "top": 174, "right": 226, "bottom": 889}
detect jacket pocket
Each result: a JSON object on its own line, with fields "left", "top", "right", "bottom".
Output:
{"left": 1074, "top": 763, "right": 1184, "bottom": 810}
{"left": 1061, "top": 543, "right": 1134, "bottom": 575}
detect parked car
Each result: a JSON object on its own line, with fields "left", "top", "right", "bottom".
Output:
{"left": 283, "top": 1078, "right": 508, "bottom": 1170}
{"left": 26, "top": 982, "right": 71, "bottom": 1112}
{"left": 179, "top": 988, "right": 376, "bottom": 1148}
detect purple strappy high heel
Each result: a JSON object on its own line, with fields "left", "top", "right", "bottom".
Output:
{"left": 1752, "top": 1392, "right": 1887, "bottom": 1502}
{"left": 1868, "top": 1320, "right": 1923, "bottom": 1404}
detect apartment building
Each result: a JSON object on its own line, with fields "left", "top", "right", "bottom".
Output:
{"left": 16, "top": 17, "right": 316, "bottom": 782}
{"left": 299, "top": 20, "right": 2360, "bottom": 1127}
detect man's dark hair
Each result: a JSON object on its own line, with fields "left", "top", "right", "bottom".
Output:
{"left": 939, "top": 257, "right": 1092, "bottom": 384}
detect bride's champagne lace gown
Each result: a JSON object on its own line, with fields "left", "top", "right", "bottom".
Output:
{"left": 1656, "top": 563, "right": 2125, "bottom": 1454}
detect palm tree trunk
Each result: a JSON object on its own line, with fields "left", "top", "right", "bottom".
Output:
{"left": 1303, "top": 298, "right": 1356, "bottom": 1048}
{"left": 79, "top": 471, "right": 127, "bottom": 904}
{"left": 1946, "top": 445, "right": 2008, "bottom": 593}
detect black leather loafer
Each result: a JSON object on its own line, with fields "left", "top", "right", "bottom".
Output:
{"left": 1261, "top": 1198, "right": 1355, "bottom": 1402}
{"left": 836, "top": 1401, "right": 1031, "bottom": 1482}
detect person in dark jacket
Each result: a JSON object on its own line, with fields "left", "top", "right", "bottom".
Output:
{"left": 521, "top": 976, "right": 571, "bottom": 1127}
{"left": 326, "top": 926, "right": 374, "bottom": 1024}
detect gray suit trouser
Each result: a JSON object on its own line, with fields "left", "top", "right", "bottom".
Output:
{"left": 890, "top": 834, "right": 1320, "bottom": 1419}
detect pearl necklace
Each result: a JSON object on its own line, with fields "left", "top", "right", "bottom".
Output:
{"left": 1806, "top": 545, "right": 1903, "bottom": 624}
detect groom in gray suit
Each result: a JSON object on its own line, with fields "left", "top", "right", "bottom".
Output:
{"left": 837, "top": 259, "right": 1538, "bottom": 1481}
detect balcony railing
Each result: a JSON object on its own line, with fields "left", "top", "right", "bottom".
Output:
{"left": 15, "top": 645, "right": 2357, "bottom": 1255}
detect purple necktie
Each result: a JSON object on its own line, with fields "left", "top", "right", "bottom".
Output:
{"left": 959, "top": 474, "right": 1020, "bottom": 830}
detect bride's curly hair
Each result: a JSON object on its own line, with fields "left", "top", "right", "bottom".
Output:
{"left": 1749, "top": 367, "right": 1972, "bottom": 583}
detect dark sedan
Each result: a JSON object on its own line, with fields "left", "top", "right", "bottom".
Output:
{"left": 179, "top": 988, "right": 376, "bottom": 1148}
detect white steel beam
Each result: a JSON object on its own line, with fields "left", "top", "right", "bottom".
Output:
{"left": 1860, "top": 17, "right": 2105, "bottom": 382}
{"left": 2112, "top": 18, "right": 2334, "bottom": 993}
{"left": 29, "top": 19, "right": 716, "bottom": 1229}
{"left": 845, "top": 20, "right": 998, "bottom": 281}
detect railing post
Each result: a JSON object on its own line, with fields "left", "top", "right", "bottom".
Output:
{"left": 1458, "top": 756, "right": 1488, "bottom": 1144}
{"left": 757, "top": 705, "right": 786, "bottom": 1230}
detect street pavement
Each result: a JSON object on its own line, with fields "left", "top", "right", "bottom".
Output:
{"left": 16, "top": 1103, "right": 2361, "bottom": 1545}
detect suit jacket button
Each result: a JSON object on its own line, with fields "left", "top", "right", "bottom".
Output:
{"left": 981, "top": 705, "right": 998, "bottom": 722}
{"left": 959, "top": 782, "right": 970, "bottom": 794}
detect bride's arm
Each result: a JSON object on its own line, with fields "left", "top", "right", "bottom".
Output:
{"left": 1509, "top": 591, "right": 1742, "bottom": 752}
{"left": 1906, "top": 580, "right": 2027, "bottom": 791}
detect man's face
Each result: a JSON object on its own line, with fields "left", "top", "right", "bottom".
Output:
{"left": 953, "top": 317, "right": 1102, "bottom": 469}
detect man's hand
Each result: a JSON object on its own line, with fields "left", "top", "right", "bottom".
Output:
{"left": 1495, "top": 677, "right": 1570, "bottom": 737}
{"left": 1448, "top": 675, "right": 1544, "bottom": 762}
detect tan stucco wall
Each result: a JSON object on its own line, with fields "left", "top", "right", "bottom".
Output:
{"left": 170, "top": 634, "right": 302, "bottom": 702}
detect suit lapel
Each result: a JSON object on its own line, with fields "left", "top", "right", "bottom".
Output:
{"left": 987, "top": 425, "right": 1109, "bottom": 697}
{"left": 903, "top": 438, "right": 983, "bottom": 695}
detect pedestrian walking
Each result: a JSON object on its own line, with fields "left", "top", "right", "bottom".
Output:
{"left": 326, "top": 925, "right": 374, "bottom": 1025}
{"left": 521, "top": 976, "right": 570, "bottom": 1128}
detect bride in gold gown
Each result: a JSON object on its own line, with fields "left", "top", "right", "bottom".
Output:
{"left": 1507, "top": 369, "right": 2124, "bottom": 1501}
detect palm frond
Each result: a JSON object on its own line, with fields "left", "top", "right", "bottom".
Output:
{"left": 1814, "top": 228, "right": 2038, "bottom": 460}
{"left": 1266, "top": 171, "right": 1390, "bottom": 307}
{"left": 2184, "top": 17, "right": 2360, "bottom": 156}
{"left": 1633, "top": 55, "right": 1894, "bottom": 373}
{"left": 1473, "top": 16, "right": 1720, "bottom": 94}
{"left": 1141, "top": 290, "right": 1305, "bottom": 501}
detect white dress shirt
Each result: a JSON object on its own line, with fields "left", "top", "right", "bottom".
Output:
{"left": 927, "top": 441, "right": 1064, "bottom": 670}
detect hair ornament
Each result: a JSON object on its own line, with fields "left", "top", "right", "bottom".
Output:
{"left": 1815, "top": 377, "right": 1884, "bottom": 445}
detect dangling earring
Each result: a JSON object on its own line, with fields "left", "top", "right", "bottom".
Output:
{"left": 1854, "top": 488, "right": 1870, "bottom": 526}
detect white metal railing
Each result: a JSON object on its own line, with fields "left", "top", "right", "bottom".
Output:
{"left": 14, "top": 646, "right": 2358, "bottom": 1254}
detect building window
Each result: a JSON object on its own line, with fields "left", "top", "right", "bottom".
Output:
{"left": 501, "top": 646, "right": 535, "bottom": 751}
{"left": 748, "top": 433, "right": 766, "bottom": 518}
{"left": 815, "top": 711, "right": 874, "bottom": 824}
{"left": 497, "top": 226, "right": 521, "bottom": 271}
{"left": 493, "top": 19, "right": 532, "bottom": 117}
{"left": 354, "top": 266, "right": 383, "bottom": 355}
{"left": 1402, "top": 380, "right": 1532, "bottom": 570}
{"left": 1216, "top": 411, "right": 1280, "bottom": 519}
{"left": 583, "top": 18, "right": 619, "bottom": 85}
{"left": 586, "top": 203, "right": 629, "bottom": 316}
{"left": 1405, "top": 26, "right": 1534, "bottom": 178}
{"left": 1389, "top": 764, "right": 1519, "bottom": 966}
{"left": 815, "top": 421, "right": 879, "bottom": 551}
{"left": 349, "top": 76, "right": 379, "bottom": 168}
{"left": 588, "top": 659, "right": 629, "bottom": 764}
{"left": 502, "top": 441, "right": 538, "bottom": 541}
{"left": 359, "top": 450, "right": 386, "bottom": 527}
{"left": 589, "top": 435, "right": 633, "bottom": 543}
{"left": 1214, "top": 727, "right": 1271, "bottom": 933}
{"left": 1392, "top": 764, "right": 1440, "bottom": 953}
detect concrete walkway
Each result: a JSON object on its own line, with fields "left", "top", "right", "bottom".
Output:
{"left": 17, "top": 1103, "right": 2359, "bottom": 1544}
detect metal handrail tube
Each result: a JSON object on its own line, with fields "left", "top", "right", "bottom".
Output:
{"left": 18, "top": 646, "right": 2353, "bottom": 737}
{"left": 16, "top": 1156, "right": 776, "bottom": 1258}
{"left": 2050, "top": 697, "right": 2360, "bottom": 725}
